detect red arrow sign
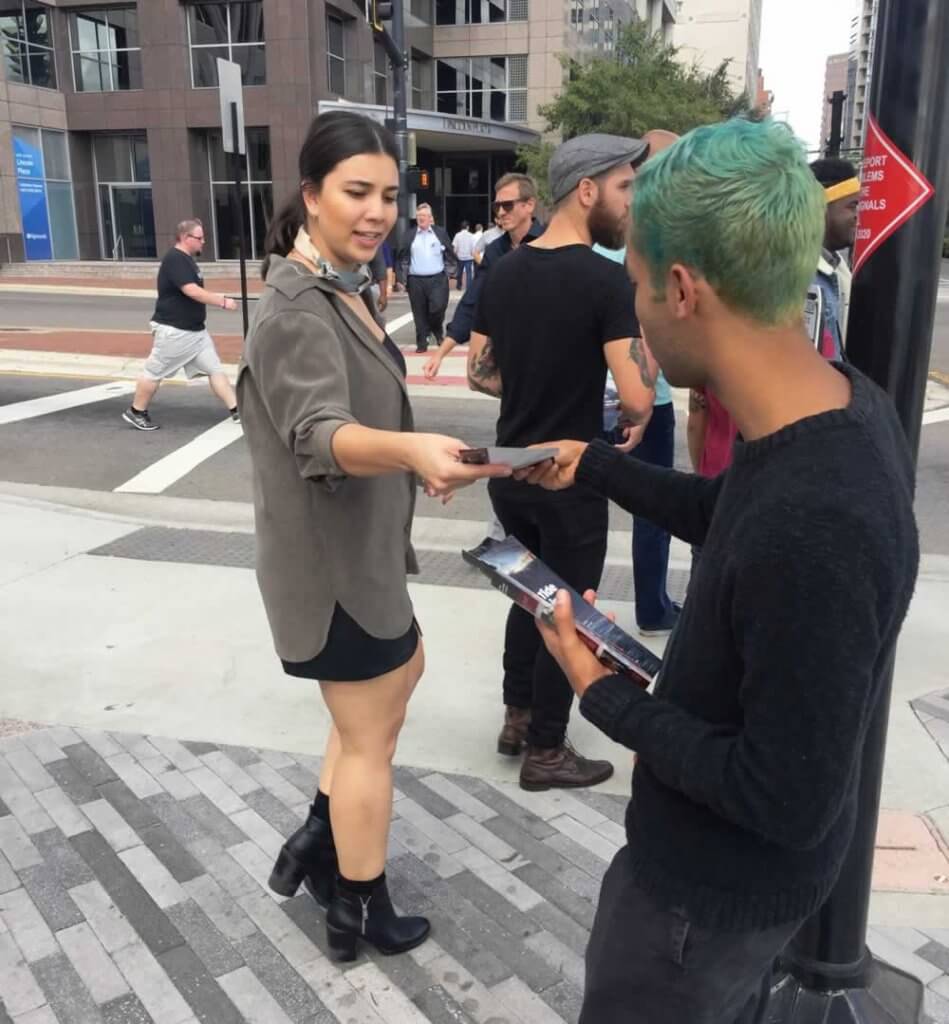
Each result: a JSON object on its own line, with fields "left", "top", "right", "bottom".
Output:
{"left": 852, "top": 114, "right": 935, "bottom": 277}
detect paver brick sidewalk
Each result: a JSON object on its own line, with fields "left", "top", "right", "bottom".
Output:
{"left": 1, "top": 724, "right": 947, "bottom": 1024}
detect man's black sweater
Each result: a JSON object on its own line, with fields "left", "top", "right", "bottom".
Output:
{"left": 577, "top": 364, "right": 919, "bottom": 931}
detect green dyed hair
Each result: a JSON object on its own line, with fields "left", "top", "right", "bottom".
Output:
{"left": 630, "top": 118, "right": 826, "bottom": 326}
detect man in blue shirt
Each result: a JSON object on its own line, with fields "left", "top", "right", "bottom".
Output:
{"left": 422, "top": 174, "right": 542, "bottom": 379}
{"left": 396, "top": 204, "right": 456, "bottom": 353}
{"left": 595, "top": 244, "right": 680, "bottom": 635}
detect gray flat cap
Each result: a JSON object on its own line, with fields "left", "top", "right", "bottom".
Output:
{"left": 548, "top": 133, "right": 650, "bottom": 204}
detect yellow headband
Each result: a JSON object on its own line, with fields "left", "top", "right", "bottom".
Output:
{"left": 824, "top": 178, "right": 861, "bottom": 203}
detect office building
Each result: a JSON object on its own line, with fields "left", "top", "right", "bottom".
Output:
{"left": 673, "top": 0, "right": 763, "bottom": 101}
{"left": 849, "top": 0, "right": 878, "bottom": 150}
{"left": 0, "top": 0, "right": 680, "bottom": 264}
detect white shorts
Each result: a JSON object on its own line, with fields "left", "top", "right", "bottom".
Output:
{"left": 143, "top": 322, "right": 224, "bottom": 381}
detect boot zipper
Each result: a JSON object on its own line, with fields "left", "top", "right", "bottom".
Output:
{"left": 359, "top": 895, "right": 371, "bottom": 935}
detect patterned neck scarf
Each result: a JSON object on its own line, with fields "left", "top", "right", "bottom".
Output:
{"left": 292, "top": 227, "right": 372, "bottom": 295}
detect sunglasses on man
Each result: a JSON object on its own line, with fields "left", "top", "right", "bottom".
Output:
{"left": 492, "top": 198, "right": 528, "bottom": 214}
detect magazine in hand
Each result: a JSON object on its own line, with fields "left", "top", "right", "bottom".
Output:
{"left": 459, "top": 447, "right": 558, "bottom": 470}
{"left": 463, "top": 536, "right": 662, "bottom": 688}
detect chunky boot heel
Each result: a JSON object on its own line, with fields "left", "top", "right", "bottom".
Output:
{"left": 497, "top": 706, "right": 531, "bottom": 757}
{"left": 326, "top": 876, "right": 430, "bottom": 961}
{"left": 327, "top": 923, "right": 359, "bottom": 962}
{"left": 268, "top": 847, "right": 306, "bottom": 897}
{"left": 267, "top": 801, "right": 338, "bottom": 904}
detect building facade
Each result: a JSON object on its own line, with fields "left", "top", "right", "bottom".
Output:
{"left": 819, "top": 51, "right": 850, "bottom": 155}
{"left": 673, "top": 0, "right": 763, "bottom": 102}
{"left": 0, "top": 0, "right": 680, "bottom": 263}
{"left": 848, "top": 0, "right": 879, "bottom": 150}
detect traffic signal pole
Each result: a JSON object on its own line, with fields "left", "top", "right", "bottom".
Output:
{"left": 373, "top": 0, "right": 410, "bottom": 243}
{"left": 769, "top": 0, "right": 949, "bottom": 1019}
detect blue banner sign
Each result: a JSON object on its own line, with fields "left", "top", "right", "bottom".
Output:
{"left": 14, "top": 133, "right": 53, "bottom": 260}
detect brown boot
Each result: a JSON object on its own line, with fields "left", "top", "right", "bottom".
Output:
{"left": 520, "top": 741, "right": 614, "bottom": 791}
{"left": 497, "top": 706, "right": 532, "bottom": 757}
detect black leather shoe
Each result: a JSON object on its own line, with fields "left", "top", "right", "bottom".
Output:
{"left": 268, "top": 804, "right": 337, "bottom": 906}
{"left": 326, "top": 876, "right": 430, "bottom": 962}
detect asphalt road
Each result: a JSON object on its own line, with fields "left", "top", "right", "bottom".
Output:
{"left": 2, "top": 265, "right": 948, "bottom": 373}
{"left": 1, "top": 367, "right": 947, "bottom": 554}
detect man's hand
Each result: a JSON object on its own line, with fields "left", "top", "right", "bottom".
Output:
{"left": 613, "top": 421, "right": 647, "bottom": 453}
{"left": 536, "top": 589, "right": 612, "bottom": 699}
{"left": 514, "top": 440, "right": 588, "bottom": 489}
{"left": 376, "top": 286, "right": 389, "bottom": 312}
{"left": 423, "top": 351, "right": 443, "bottom": 380}
{"left": 222, "top": 296, "right": 237, "bottom": 311}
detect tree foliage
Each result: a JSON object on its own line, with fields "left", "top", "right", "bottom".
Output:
{"left": 517, "top": 20, "right": 752, "bottom": 203}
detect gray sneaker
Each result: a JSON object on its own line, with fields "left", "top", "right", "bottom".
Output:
{"left": 122, "top": 407, "right": 158, "bottom": 431}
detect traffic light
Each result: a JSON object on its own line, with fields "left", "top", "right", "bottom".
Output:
{"left": 405, "top": 168, "right": 430, "bottom": 192}
{"left": 371, "top": 0, "right": 393, "bottom": 29}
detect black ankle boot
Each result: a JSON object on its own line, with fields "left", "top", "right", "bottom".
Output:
{"left": 326, "top": 876, "right": 430, "bottom": 962}
{"left": 268, "top": 803, "right": 337, "bottom": 905}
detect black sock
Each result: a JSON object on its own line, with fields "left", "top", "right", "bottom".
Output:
{"left": 312, "top": 790, "right": 331, "bottom": 825}
{"left": 130, "top": 405, "right": 146, "bottom": 415}
{"left": 229, "top": 406, "right": 238, "bottom": 414}
{"left": 338, "top": 872, "right": 384, "bottom": 895}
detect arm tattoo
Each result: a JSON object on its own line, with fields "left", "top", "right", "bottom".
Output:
{"left": 689, "top": 389, "right": 708, "bottom": 413}
{"left": 629, "top": 336, "right": 656, "bottom": 389}
{"left": 468, "top": 339, "right": 503, "bottom": 397}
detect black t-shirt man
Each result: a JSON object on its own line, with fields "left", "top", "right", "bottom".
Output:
{"left": 153, "top": 248, "right": 206, "bottom": 331}
{"left": 474, "top": 243, "right": 639, "bottom": 447}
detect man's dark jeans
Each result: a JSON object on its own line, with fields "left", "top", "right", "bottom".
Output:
{"left": 582, "top": 849, "right": 802, "bottom": 1024}
{"left": 610, "top": 401, "right": 677, "bottom": 628}
{"left": 489, "top": 481, "right": 608, "bottom": 749}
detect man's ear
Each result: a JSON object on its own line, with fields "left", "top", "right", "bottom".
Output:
{"left": 576, "top": 177, "right": 598, "bottom": 210}
{"left": 668, "top": 263, "right": 699, "bottom": 319}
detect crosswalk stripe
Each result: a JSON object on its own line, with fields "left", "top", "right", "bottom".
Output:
{"left": 922, "top": 406, "right": 949, "bottom": 427}
{"left": 0, "top": 380, "right": 134, "bottom": 426}
{"left": 114, "top": 418, "right": 243, "bottom": 495}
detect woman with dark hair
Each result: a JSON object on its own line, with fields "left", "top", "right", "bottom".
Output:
{"left": 237, "top": 111, "right": 507, "bottom": 961}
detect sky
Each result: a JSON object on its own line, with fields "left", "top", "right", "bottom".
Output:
{"left": 759, "top": 0, "right": 857, "bottom": 152}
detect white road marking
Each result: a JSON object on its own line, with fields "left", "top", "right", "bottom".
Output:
{"left": 922, "top": 406, "right": 949, "bottom": 427}
{"left": 114, "top": 418, "right": 243, "bottom": 494}
{"left": 0, "top": 380, "right": 134, "bottom": 426}
{"left": 385, "top": 311, "right": 414, "bottom": 334}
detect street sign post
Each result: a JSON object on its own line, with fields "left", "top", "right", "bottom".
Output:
{"left": 770, "top": 0, "right": 949, "bottom": 1019}
{"left": 217, "top": 58, "right": 249, "bottom": 338}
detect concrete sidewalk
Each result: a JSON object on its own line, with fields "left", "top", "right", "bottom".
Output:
{"left": 1, "top": 490, "right": 949, "bottom": 1022}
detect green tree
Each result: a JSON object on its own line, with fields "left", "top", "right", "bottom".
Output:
{"left": 517, "top": 20, "right": 752, "bottom": 203}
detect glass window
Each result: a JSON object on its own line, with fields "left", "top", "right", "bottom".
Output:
{"left": 410, "top": 55, "right": 432, "bottom": 110}
{"left": 70, "top": 7, "right": 142, "bottom": 92}
{"left": 1, "top": 0, "right": 57, "bottom": 88}
{"left": 189, "top": 1, "right": 266, "bottom": 88}
{"left": 436, "top": 0, "right": 506, "bottom": 25}
{"left": 41, "top": 129, "right": 69, "bottom": 180}
{"left": 47, "top": 181, "right": 79, "bottom": 260}
{"left": 436, "top": 55, "right": 526, "bottom": 122}
{"left": 206, "top": 127, "right": 272, "bottom": 260}
{"left": 93, "top": 133, "right": 149, "bottom": 182}
{"left": 326, "top": 13, "right": 345, "bottom": 95}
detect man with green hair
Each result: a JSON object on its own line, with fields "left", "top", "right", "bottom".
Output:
{"left": 517, "top": 118, "right": 919, "bottom": 1021}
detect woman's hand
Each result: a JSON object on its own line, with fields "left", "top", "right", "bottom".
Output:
{"left": 407, "top": 434, "right": 511, "bottom": 497}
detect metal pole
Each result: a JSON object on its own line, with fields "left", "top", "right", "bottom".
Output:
{"left": 826, "top": 89, "right": 847, "bottom": 158}
{"left": 769, "top": 0, "right": 949, "bottom": 1019}
{"left": 230, "top": 101, "right": 250, "bottom": 339}
{"left": 387, "top": 0, "right": 410, "bottom": 245}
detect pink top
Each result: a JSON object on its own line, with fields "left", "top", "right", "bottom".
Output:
{"left": 698, "top": 387, "right": 739, "bottom": 479}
